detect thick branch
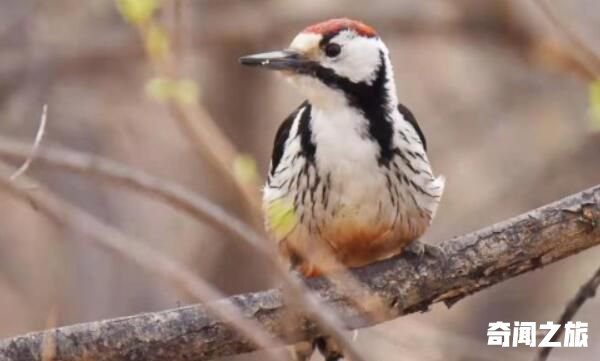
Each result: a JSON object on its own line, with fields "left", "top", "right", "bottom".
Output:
{"left": 1, "top": 185, "right": 599, "bottom": 361}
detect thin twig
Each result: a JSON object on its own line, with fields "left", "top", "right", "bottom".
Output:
{"left": 165, "top": 104, "right": 263, "bottom": 224}
{"left": 129, "top": 7, "right": 264, "bottom": 222}
{"left": 9, "top": 104, "right": 47, "bottom": 181}
{"left": 532, "top": 0, "right": 600, "bottom": 77}
{"left": 0, "top": 169, "right": 284, "bottom": 361}
{"left": 0, "top": 139, "right": 366, "bottom": 361}
{"left": 535, "top": 265, "right": 600, "bottom": 361}
{"left": 171, "top": 0, "right": 183, "bottom": 66}
{"left": 0, "top": 137, "right": 268, "bottom": 252}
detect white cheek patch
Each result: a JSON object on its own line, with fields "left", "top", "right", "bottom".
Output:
{"left": 285, "top": 31, "right": 388, "bottom": 104}
{"left": 324, "top": 36, "right": 382, "bottom": 84}
{"left": 289, "top": 33, "right": 321, "bottom": 53}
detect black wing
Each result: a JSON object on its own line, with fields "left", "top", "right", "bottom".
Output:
{"left": 270, "top": 101, "right": 309, "bottom": 176}
{"left": 397, "top": 103, "right": 427, "bottom": 151}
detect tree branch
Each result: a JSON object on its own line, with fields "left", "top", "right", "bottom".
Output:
{"left": 0, "top": 185, "right": 599, "bottom": 361}
{"left": 0, "top": 165, "right": 284, "bottom": 361}
{"left": 0, "top": 138, "right": 370, "bottom": 361}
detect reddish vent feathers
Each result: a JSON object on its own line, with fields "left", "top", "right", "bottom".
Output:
{"left": 303, "top": 18, "right": 377, "bottom": 38}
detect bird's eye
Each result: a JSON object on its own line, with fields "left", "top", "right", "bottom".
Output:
{"left": 324, "top": 43, "right": 341, "bottom": 58}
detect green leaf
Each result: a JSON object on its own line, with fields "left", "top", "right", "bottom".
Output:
{"left": 233, "top": 154, "right": 259, "bottom": 184}
{"left": 115, "top": 0, "right": 159, "bottom": 25}
{"left": 590, "top": 80, "right": 600, "bottom": 131}
{"left": 145, "top": 77, "right": 200, "bottom": 104}
{"left": 266, "top": 198, "right": 297, "bottom": 240}
{"left": 145, "top": 77, "right": 172, "bottom": 102}
{"left": 172, "top": 79, "right": 199, "bottom": 105}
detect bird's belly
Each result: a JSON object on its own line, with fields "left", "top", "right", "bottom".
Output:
{"left": 265, "top": 143, "right": 437, "bottom": 276}
{"left": 319, "top": 177, "right": 406, "bottom": 259}
{"left": 288, "top": 169, "right": 427, "bottom": 274}
{"left": 325, "top": 175, "right": 391, "bottom": 230}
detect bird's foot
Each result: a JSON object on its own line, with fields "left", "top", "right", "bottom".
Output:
{"left": 405, "top": 240, "right": 446, "bottom": 263}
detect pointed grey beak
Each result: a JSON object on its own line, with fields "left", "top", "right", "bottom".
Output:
{"left": 239, "top": 50, "right": 310, "bottom": 72}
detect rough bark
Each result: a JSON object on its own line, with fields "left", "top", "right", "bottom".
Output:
{"left": 0, "top": 185, "right": 599, "bottom": 361}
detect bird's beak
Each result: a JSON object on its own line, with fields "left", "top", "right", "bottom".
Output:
{"left": 239, "top": 50, "right": 310, "bottom": 72}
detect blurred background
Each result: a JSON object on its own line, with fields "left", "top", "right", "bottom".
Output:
{"left": 0, "top": 0, "right": 599, "bottom": 360}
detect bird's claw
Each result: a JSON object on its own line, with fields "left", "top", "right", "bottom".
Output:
{"left": 405, "top": 241, "right": 446, "bottom": 262}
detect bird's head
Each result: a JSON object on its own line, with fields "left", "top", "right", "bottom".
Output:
{"left": 240, "top": 18, "right": 395, "bottom": 108}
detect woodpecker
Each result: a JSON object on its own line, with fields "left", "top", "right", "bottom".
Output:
{"left": 240, "top": 18, "right": 445, "bottom": 360}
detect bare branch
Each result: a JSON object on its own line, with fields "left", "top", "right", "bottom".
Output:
{"left": 0, "top": 137, "right": 265, "bottom": 251}
{"left": 0, "top": 139, "right": 364, "bottom": 361}
{"left": 125, "top": 3, "right": 264, "bottom": 221}
{"left": 0, "top": 184, "right": 598, "bottom": 361}
{"left": 9, "top": 104, "right": 47, "bottom": 181}
{"left": 0, "top": 170, "right": 284, "bottom": 361}
{"left": 165, "top": 103, "right": 263, "bottom": 220}
{"left": 535, "top": 264, "right": 600, "bottom": 361}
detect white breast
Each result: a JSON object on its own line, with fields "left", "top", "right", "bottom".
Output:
{"left": 310, "top": 106, "right": 390, "bottom": 220}
{"left": 263, "top": 103, "right": 445, "bottom": 272}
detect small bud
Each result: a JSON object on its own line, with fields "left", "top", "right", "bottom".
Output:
{"left": 589, "top": 80, "right": 600, "bottom": 131}
{"left": 145, "top": 77, "right": 199, "bottom": 105}
{"left": 115, "top": 0, "right": 159, "bottom": 25}
{"left": 145, "top": 77, "right": 172, "bottom": 102}
{"left": 266, "top": 198, "right": 297, "bottom": 240}
{"left": 172, "top": 79, "right": 199, "bottom": 105}
{"left": 233, "top": 154, "right": 259, "bottom": 185}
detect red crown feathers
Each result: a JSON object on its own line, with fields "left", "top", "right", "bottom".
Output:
{"left": 303, "top": 18, "right": 377, "bottom": 38}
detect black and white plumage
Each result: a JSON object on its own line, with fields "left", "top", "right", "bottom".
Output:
{"left": 240, "top": 17, "right": 445, "bottom": 361}
{"left": 241, "top": 18, "right": 444, "bottom": 276}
